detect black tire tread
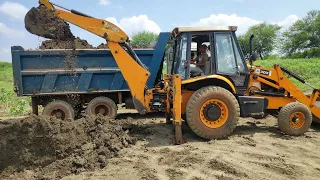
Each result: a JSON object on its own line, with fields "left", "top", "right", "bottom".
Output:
{"left": 186, "top": 86, "right": 240, "bottom": 139}
{"left": 278, "top": 102, "right": 312, "bottom": 136}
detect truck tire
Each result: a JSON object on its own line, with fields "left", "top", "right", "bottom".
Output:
{"left": 42, "top": 100, "right": 75, "bottom": 120}
{"left": 278, "top": 102, "right": 312, "bottom": 136}
{"left": 86, "top": 96, "right": 117, "bottom": 119}
{"left": 186, "top": 86, "right": 240, "bottom": 140}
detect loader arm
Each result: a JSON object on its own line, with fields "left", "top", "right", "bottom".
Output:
{"left": 248, "top": 64, "right": 320, "bottom": 119}
{"left": 29, "top": 0, "right": 151, "bottom": 114}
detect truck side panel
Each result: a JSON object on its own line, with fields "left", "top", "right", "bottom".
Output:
{"left": 12, "top": 32, "right": 171, "bottom": 96}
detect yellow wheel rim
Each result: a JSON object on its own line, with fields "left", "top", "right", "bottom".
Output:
{"left": 200, "top": 99, "right": 229, "bottom": 128}
{"left": 290, "top": 112, "right": 305, "bottom": 129}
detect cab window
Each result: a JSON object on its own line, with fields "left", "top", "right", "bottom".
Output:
{"left": 175, "top": 34, "right": 188, "bottom": 79}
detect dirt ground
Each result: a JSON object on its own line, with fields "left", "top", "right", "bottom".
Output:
{"left": 1, "top": 109, "right": 320, "bottom": 180}
{"left": 0, "top": 114, "right": 136, "bottom": 180}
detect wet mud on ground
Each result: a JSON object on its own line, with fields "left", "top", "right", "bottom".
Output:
{"left": 2, "top": 111, "right": 320, "bottom": 180}
{"left": 0, "top": 115, "right": 136, "bottom": 180}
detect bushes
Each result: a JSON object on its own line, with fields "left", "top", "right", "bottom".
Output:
{"left": 287, "top": 48, "right": 320, "bottom": 59}
{"left": 131, "top": 31, "right": 159, "bottom": 48}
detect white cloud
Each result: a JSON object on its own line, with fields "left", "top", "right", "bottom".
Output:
{"left": 0, "top": 1, "right": 28, "bottom": 20}
{"left": 105, "top": 15, "right": 161, "bottom": 37}
{"left": 276, "top": 15, "right": 299, "bottom": 29}
{"left": 0, "top": 48, "right": 11, "bottom": 62}
{"left": 193, "top": 14, "right": 261, "bottom": 34}
{"left": 99, "top": 0, "right": 111, "bottom": 6}
{"left": 193, "top": 14, "right": 300, "bottom": 34}
{"left": 0, "top": 22, "right": 25, "bottom": 38}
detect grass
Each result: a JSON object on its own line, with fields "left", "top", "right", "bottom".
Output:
{"left": 254, "top": 58, "right": 320, "bottom": 91}
{"left": 0, "top": 58, "right": 319, "bottom": 117}
{"left": 0, "top": 62, "right": 13, "bottom": 90}
{"left": 0, "top": 62, "right": 30, "bottom": 117}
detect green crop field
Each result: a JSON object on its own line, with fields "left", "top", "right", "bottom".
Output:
{"left": 1, "top": 58, "right": 320, "bottom": 117}
{"left": 0, "top": 62, "right": 30, "bottom": 117}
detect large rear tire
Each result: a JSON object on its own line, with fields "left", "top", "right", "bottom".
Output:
{"left": 42, "top": 100, "right": 75, "bottom": 120}
{"left": 86, "top": 97, "right": 117, "bottom": 119}
{"left": 186, "top": 86, "right": 240, "bottom": 140}
{"left": 278, "top": 102, "right": 312, "bottom": 136}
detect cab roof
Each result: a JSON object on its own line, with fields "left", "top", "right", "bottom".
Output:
{"left": 171, "top": 26, "right": 238, "bottom": 37}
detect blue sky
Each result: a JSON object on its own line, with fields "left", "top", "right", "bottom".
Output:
{"left": 0, "top": 0, "right": 319, "bottom": 62}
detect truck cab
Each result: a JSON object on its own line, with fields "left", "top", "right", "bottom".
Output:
{"left": 166, "top": 26, "right": 250, "bottom": 95}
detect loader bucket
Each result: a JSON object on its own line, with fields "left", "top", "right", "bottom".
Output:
{"left": 24, "top": 6, "right": 74, "bottom": 40}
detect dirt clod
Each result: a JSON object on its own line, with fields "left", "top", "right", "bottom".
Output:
{"left": 97, "top": 43, "right": 109, "bottom": 49}
{"left": 25, "top": 6, "right": 74, "bottom": 40}
{"left": 0, "top": 115, "right": 136, "bottom": 179}
{"left": 39, "top": 37, "right": 94, "bottom": 50}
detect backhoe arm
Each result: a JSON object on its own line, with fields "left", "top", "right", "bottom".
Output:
{"left": 38, "top": 0, "right": 128, "bottom": 43}
{"left": 28, "top": 0, "right": 151, "bottom": 114}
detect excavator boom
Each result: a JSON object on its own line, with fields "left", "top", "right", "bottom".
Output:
{"left": 25, "top": 0, "right": 151, "bottom": 114}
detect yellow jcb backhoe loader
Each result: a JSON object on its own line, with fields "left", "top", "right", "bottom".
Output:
{"left": 24, "top": 0, "right": 320, "bottom": 144}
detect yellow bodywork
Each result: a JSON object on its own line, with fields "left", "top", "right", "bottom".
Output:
{"left": 248, "top": 64, "right": 320, "bottom": 119}
{"left": 180, "top": 75, "right": 236, "bottom": 114}
{"left": 40, "top": 0, "right": 128, "bottom": 43}
{"left": 182, "top": 75, "right": 236, "bottom": 94}
{"left": 108, "top": 42, "right": 150, "bottom": 113}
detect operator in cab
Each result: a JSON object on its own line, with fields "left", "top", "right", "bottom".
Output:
{"left": 188, "top": 44, "right": 210, "bottom": 76}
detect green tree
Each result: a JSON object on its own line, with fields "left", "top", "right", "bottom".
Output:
{"left": 237, "top": 34, "right": 250, "bottom": 58}
{"left": 281, "top": 10, "right": 320, "bottom": 57}
{"left": 238, "top": 22, "right": 281, "bottom": 59}
{"left": 131, "top": 31, "right": 159, "bottom": 48}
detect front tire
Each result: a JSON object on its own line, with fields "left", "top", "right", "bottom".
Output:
{"left": 278, "top": 102, "right": 312, "bottom": 136}
{"left": 186, "top": 86, "right": 240, "bottom": 139}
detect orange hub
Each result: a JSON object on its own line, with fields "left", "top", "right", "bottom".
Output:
{"left": 290, "top": 112, "right": 305, "bottom": 129}
{"left": 200, "top": 99, "right": 229, "bottom": 128}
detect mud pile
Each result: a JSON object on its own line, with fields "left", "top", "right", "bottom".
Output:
{"left": 97, "top": 43, "right": 109, "bottom": 49}
{"left": 39, "top": 37, "right": 94, "bottom": 50}
{"left": 0, "top": 115, "right": 137, "bottom": 179}
{"left": 25, "top": 6, "right": 74, "bottom": 40}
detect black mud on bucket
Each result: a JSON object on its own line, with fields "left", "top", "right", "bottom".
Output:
{"left": 24, "top": 6, "right": 75, "bottom": 40}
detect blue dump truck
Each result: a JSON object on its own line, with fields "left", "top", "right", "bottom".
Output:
{"left": 11, "top": 32, "right": 171, "bottom": 119}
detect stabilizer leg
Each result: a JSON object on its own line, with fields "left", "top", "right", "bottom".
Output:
{"left": 173, "top": 121, "right": 184, "bottom": 145}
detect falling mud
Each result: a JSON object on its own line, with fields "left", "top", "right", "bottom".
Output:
{"left": 0, "top": 115, "right": 136, "bottom": 180}
{"left": 25, "top": 6, "right": 82, "bottom": 70}
{"left": 38, "top": 37, "right": 95, "bottom": 70}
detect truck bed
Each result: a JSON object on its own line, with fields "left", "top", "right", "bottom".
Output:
{"left": 11, "top": 32, "right": 170, "bottom": 96}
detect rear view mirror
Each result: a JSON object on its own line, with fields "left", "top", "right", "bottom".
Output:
{"left": 249, "top": 53, "right": 258, "bottom": 62}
